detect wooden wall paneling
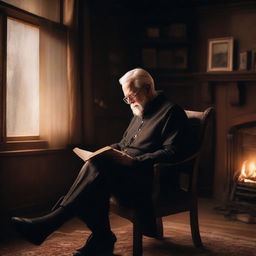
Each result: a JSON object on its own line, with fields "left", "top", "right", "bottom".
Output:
{"left": 88, "top": 7, "right": 141, "bottom": 148}
{"left": 201, "top": 82, "right": 215, "bottom": 105}
{"left": 213, "top": 83, "right": 229, "bottom": 201}
{"left": 0, "top": 149, "right": 82, "bottom": 235}
{"left": 228, "top": 82, "right": 246, "bottom": 106}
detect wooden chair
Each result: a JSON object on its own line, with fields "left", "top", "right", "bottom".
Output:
{"left": 110, "top": 107, "right": 214, "bottom": 256}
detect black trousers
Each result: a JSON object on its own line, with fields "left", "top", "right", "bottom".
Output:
{"left": 60, "top": 156, "right": 154, "bottom": 234}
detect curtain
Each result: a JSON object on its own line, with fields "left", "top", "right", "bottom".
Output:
{"left": 40, "top": 24, "right": 69, "bottom": 148}
{"left": 39, "top": 0, "right": 83, "bottom": 149}
{"left": 63, "top": 0, "right": 83, "bottom": 146}
{"left": 64, "top": 0, "right": 94, "bottom": 146}
{"left": 78, "top": 1, "right": 94, "bottom": 145}
{"left": 1, "top": 0, "right": 60, "bottom": 22}
{"left": 40, "top": 0, "right": 84, "bottom": 148}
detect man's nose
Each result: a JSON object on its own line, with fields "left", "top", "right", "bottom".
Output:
{"left": 128, "top": 97, "right": 136, "bottom": 104}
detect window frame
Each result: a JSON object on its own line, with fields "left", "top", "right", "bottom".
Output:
{"left": 0, "top": 2, "right": 67, "bottom": 151}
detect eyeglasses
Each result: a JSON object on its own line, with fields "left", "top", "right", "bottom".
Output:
{"left": 123, "top": 90, "right": 140, "bottom": 104}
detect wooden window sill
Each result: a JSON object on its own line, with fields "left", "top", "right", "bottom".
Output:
{"left": 0, "top": 140, "right": 48, "bottom": 151}
{"left": 0, "top": 147, "right": 69, "bottom": 157}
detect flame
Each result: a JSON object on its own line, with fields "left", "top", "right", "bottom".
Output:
{"left": 238, "top": 160, "right": 256, "bottom": 184}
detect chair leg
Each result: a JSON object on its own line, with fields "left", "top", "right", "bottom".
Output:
{"left": 133, "top": 220, "right": 143, "bottom": 256}
{"left": 156, "top": 217, "right": 164, "bottom": 239}
{"left": 189, "top": 202, "right": 203, "bottom": 247}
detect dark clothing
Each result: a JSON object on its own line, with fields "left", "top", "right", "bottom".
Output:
{"left": 111, "top": 92, "right": 194, "bottom": 164}
{"left": 60, "top": 92, "right": 195, "bottom": 235}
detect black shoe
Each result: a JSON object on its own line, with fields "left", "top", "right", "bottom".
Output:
{"left": 11, "top": 217, "right": 52, "bottom": 245}
{"left": 73, "top": 232, "right": 117, "bottom": 256}
{"left": 11, "top": 207, "right": 71, "bottom": 245}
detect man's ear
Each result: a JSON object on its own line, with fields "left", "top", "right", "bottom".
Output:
{"left": 144, "top": 84, "right": 151, "bottom": 95}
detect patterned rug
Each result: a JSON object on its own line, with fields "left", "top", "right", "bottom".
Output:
{"left": 1, "top": 222, "right": 255, "bottom": 256}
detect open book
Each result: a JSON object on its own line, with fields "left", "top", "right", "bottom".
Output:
{"left": 73, "top": 146, "right": 134, "bottom": 165}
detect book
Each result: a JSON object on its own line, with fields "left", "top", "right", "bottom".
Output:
{"left": 73, "top": 146, "right": 134, "bottom": 165}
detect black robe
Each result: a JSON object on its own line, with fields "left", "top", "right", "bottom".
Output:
{"left": 60, "top": 92, "right": 195, "bottom": 233}
{"left": 111, "top": 91, "right": 194, "bottom": 165}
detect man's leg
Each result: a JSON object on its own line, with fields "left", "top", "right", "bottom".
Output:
{"left": 11, "top": 158, "right": 115, "bottom": 250}
{"left": 72, "top": 179, "right": 116, "bottom": 256}
{"left": 11, "top": 207, "right": 72, "bottom": 245}
{"left": 62, "top": 158, "right": 117, "bottom": 256}
{"left": 110, "top": 163, "right": 158, "bottom": 237}
{"left": 59, "top": 161, "right": 100, "bottom": 207}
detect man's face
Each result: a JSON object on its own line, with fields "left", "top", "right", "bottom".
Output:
{"left": 122, "top": 83, "right": 149, "bottom": 116}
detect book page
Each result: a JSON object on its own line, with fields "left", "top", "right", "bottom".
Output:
{"left": 73, "top": 146, "right": 134, "bottom": 165}
{"left": 73, "top": 147, "right": 93, "bottom": 162}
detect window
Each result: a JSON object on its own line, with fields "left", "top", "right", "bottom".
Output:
{"left": 0, "top": 3, "right": 69, "bottom": 151}
{"left": 6, "top": 18, "right": 40, "bottom": 138}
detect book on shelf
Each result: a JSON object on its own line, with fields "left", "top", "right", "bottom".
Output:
{"left": 73, "top": 146, "right": 134, "bottom": 165}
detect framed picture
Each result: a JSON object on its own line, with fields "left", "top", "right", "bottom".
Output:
{"left": 207, "top": 37, "right": 234, "bottom": 72}
{"left": 239, "top": 51, "right": 252, "bottom": 71}
{"left": 252, "top": 50, "right": 256, "bottom": 71}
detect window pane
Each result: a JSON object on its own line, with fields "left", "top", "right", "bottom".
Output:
{"left": 7, "top": 18, "right": 39, "bottom": 137}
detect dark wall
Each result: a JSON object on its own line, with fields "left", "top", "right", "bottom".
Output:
{"left": 194, "top": 2, "right": 256, "bottom": 200}
{"left": 88, "top": 3, "right": 200, "bottom": 147}
{"left": 84, "top": 1, "right": 256, "bottom": 200}
{"left": 0, "top": 150, "right": 82, "bottom": 238}
{"left": 85, "top": 2, "right": 213, "bottom": 196}
{"left": 88, "top": 5, "right": 142, "bottom": 147}
{"left": 196, "top": 2, "right": 256, "bottom": 72}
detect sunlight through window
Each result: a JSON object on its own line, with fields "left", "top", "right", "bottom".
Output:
{"left": 6, "top": 18, "right": 39, "bottom": 137}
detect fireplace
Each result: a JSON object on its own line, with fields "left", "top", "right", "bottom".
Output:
{"left": 198, "top": 75, "right": 256, "bottom": 223}
{"left": 226, "top": 121, "right": 256, "bottom": 223}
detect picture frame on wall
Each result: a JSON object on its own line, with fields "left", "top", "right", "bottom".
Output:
{"left": 251, "top": 50, "right": 256, "bottom": 71}
{"left": 239, "top": 51, "right": 251, "bottom": 71}
{"left": 207, "top": 37, "right": 234, "bottom": 72}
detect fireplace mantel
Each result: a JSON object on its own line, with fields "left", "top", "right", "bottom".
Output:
{"left": 198, "top": 72, "right": 256, "bottom": 82}
{"left": 197, "top": 72, "right": 256, "bottom": 106}
{"left": 229, "top": 113, "right": 256, "bottom": 130}
{"left": 157, "top": 72, "right": 256, "bottom": 83}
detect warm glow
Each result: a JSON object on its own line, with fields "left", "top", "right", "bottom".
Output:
{"left": 238, "top": 160, "right": 256, "bottom": 184}
{"left": 7, "top": 18, "right": 39, "bottom": 137}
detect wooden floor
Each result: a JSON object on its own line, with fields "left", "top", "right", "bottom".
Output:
{"left": 110, "top": 198, "right": 256, "bottom": 237}
{"left": 1, "top": 198, "right": 255, "bottom": 252}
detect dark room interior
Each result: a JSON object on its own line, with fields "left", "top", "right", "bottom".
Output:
{"left": 0, "top": 0, "right": 256, "bottom": 255}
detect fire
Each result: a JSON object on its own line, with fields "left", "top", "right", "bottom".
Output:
{"left": 238, "top": 160, "right": 256, "bottom": 184}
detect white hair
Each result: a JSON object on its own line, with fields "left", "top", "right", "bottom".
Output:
{"left": 119, "top": 68, "right": 155, "bottom": 91}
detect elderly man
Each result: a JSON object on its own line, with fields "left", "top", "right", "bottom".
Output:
{"left": 11, "top": 68, "right": 195, "bottom": 256}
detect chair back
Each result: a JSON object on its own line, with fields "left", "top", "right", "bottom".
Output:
{"left": 184, "top": 107, "right": 214, "bottom": 194}
{"left": 185, "top": 107, "right": 214, "bottom": 153}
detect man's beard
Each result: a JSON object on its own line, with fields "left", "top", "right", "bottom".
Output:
{"left": 130, "top": 103, "right": 144, "bottom": 116}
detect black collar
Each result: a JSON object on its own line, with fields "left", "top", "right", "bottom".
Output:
{"left": 142, "top": 91, "right": 165, "bottom": 118}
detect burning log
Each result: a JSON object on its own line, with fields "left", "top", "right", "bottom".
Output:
{"left": 238, "top": 160, "right": 256, "bottom": 184}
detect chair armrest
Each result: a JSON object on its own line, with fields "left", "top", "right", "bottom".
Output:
{"left": 153, "top": 152, "right": 198, "bottom": 170}
{"left": 152, "top": 153, "right": 199, "bottom": 202}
